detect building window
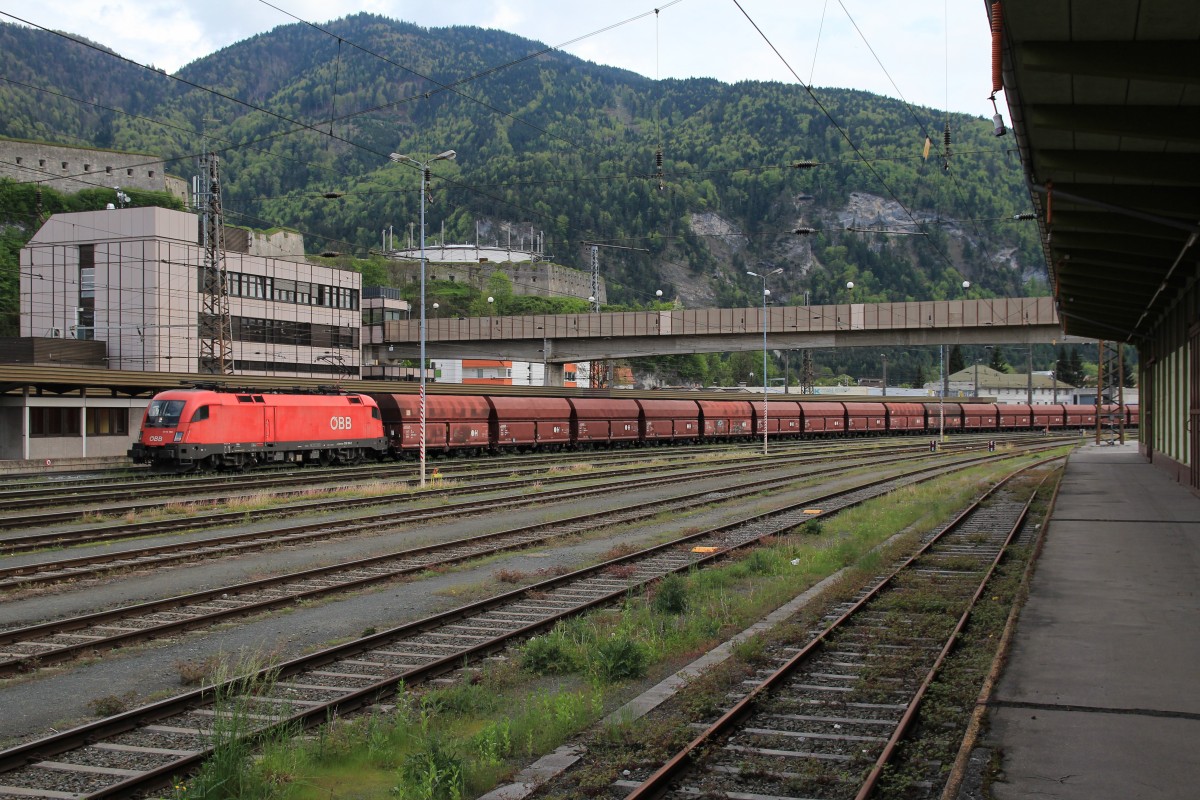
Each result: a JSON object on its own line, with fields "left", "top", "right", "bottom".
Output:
{"left": 84, "top": 164, "right": 91, "bottom": 172}
{"left": 148, "top": 170, "right": 155, "bottom": 178}
{"left": 61, "top": 161, "right": 68, "bottom": 169}
{"left": 30, "top": 408, "right": 81, "bottom": 437}
{"left": 86, "top": 408, "right": 129, "bottom": 436}
{"left": 78, "top": 244, "right": 95, "bottom": 341}
{"left": 105, "top": 166, "right": 112, "bottom": 174}
{"left": 127, "top": 168, "right": 133, "bottom": 176}
{"left": 39, "top": 159, "right": 45, "bottom": 167}
{"left": 14, "top": 157, "right": 20, "bottom": 165}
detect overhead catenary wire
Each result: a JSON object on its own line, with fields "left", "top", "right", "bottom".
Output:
{"left": 727, "top": 0, "right": 960, "bottom": 275}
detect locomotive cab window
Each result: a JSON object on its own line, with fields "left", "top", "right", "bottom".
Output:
{"left": 145, "top": 399, "right": 186, "bottom": 428}
{"left": 371, "top": 407, "right": 380, "bottom": 419}
{"left": 190, "top": 405, "right": 210, "bottom": 422}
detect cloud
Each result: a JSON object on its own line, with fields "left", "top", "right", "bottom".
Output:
{"left": 12, "top": 0, "right": 994, "bottom": 113}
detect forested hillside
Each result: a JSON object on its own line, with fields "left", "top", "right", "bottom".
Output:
{"left": 0, "top": 14, "right": 1040, "bottom": 298}
{"left": 0, "top": 13, "right": 1054, "bottom": 384}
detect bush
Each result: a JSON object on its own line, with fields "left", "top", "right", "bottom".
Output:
{"left": 651, "top": 573, "right": 689, "bottom": 614}
{"left": 592, "top": 635, "right": 649, "bottom": 682}
{"left": 521, "top": 635, "right": 576, "bottom": 675}
{"left": 395, "top": 739, "right": 464, "bottom": 800}
{"left": 740, "top": 548, "right": 780, "bottom": 576}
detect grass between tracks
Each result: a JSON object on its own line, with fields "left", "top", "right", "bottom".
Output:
{"left": 169, "top": 452, "right": 1062, "bottom": 800}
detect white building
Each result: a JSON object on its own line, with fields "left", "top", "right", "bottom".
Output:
{"left": 20, "top": 206, "right": 365, "bottom": 377}
{"left": 925, "top": 365, "right": 1077, "bottom": 403}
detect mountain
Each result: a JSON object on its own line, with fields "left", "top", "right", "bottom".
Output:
{"left": 0, "top": 15, "right": 1051, "bottom": 384}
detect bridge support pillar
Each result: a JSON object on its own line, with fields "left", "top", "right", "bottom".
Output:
{"left": 544, "top": 363, "right": 565, "bottom": 387}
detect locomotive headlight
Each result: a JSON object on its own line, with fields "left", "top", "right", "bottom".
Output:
{"left": 174, "top": 432, "right": 184, "bottom": 443}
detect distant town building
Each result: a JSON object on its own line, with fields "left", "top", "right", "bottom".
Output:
{"left": 20, "top": 206, "right": 364, "bottom": 376}
{"left": 925, "top": 365, "right": 1076, "bottom": 404}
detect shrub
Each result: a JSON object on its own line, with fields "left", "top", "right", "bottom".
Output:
{"left": 395, "top": 738, "right": 464, "bottom": 800}
{"left": 592, "top": 635, "right": 649, "bottom": 682}
{"left": 521, "top": 635, "right": 576, "bottom": 675}
{"left": 651, "top": 573, "right": 689, "bottom": 615}
{"left": 740, "top": 548, "right": 780, "bottom": 576}
{"left": 88, "top": 692, "right": 135, "bottom": 717}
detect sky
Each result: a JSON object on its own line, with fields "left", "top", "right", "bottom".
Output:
{"left": 3, "top": 0, "right": 997, "bottom": 116}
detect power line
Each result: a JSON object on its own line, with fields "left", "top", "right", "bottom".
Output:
{"left": 728, "top": 0, "right": 961, "bottom": 275}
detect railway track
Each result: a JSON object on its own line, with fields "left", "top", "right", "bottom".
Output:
{"left": 0, "top": 433, "right": 1060, "bottom": 523}
{"left": 0, "top": 438, "right": 931, "bottom": 535}
{"left": 0, "top": 441, "right": 1012, "bottom": 597}
{"left": 0, "top": 443, "right": 1057, "bottom": 675}
{"left": 0, "top": 449, "right": 747, "bottom": 525}
{"left": 618, "top": 464, "right": 1051, "bottom": 800}
{"left": 0, "top": 442, "right": 797, "bottom": 518}
{"left": 0, "top": 445, "right": 1061, "bottom": 798}
{"left": 0, "top": 439, "right": 1039, "bottom": 581}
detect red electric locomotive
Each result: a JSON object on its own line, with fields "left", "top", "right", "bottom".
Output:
{"left": 129, "top": 388, "right": 386, "bottom": 471}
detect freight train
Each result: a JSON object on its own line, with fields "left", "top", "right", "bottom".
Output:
{"left": 128, "top": 387, "right": 1138, "bottom": 472}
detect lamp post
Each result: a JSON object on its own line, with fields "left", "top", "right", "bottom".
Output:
{"left": 388, "top": 148, "right": 457, "bottom": 487}
{"left": 1026, "top": 345, "right": 1034, "bottom": 405}
{"left": 747, "top": 267, "right": 783, "bottom": 455}
{"left": 880, "top": 353, "right": 887, "bottom": 397}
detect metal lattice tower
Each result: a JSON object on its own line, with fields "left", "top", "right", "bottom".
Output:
{"left": 800, "top": 350, "right": 814, "bottom": 395}
{"left": 197, "top": 152, "right": 233, "bottom": 375}
{"left": 799, "top": 292, "right": 814, "bottom": 394}
{"left": 589, "top": 245, "right": 601, "bottom": 313}
{"left": 1097, "top": 340, "right": 1125, "bottom": 444}
{"left": 589, "top": 245, "right": 604, "bottom": 388}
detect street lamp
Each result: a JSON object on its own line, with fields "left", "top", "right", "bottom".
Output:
{"left": 388, "top": 148, "right": 456, "bottom": 487}
{"left": 747, "top": 267, "right": 783, "bottom": 455}
{"left": 880, "top": 353, "right": 888, "bottom": 397}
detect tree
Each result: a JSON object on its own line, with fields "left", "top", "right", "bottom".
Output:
{"left": 989, "top": 346, "right": 1009, "bottom": 373}
{"left": 948, "top": 345, "right": 965, "bottom": 374}
{"left": 1067, "top": 348, "right": 1084, "bottom": 387}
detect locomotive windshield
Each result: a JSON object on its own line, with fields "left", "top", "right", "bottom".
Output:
{"left": 145, "top": 399, "right": 187, "bottom": 428}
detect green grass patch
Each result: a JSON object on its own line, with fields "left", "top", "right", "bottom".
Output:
{"left": 170, "top": 458, "right": 1037, "bottom": 799}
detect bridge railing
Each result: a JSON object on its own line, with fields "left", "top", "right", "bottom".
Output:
{"left": 387, "top": 297, "right": 1058, "bottom": 342}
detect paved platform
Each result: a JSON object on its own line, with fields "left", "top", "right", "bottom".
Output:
{"left": 981, "top": 442, "right": 1200, "bottom": 800}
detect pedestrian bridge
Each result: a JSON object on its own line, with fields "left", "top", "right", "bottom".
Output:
{"left": 381, "top": 297, "right": 1077, "bottom": 365}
